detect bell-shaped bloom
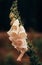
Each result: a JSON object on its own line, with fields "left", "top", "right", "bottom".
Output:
{"left": 19, "top": 25, "right": 27, "bottom": 39}
{"left": 7, "top": 19, "right": 28, "bottom": 53}
{"left": 7, "top": 19, "right": 19, "bottom": 38}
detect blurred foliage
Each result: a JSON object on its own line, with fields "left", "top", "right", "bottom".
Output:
{"left": 0, "top": 36, "right": 42, "bottom": 65}
{"left": 32, "top": 38, "right": 42, "bottom": 54}
{"left": 4, "top": 54, "right": 16, "bottom": 65}
{"left": 0, "top": 53, "right": 17, "bottom": 65}
{"left": 26, "top": 43, "right": 42, "bottom": 65}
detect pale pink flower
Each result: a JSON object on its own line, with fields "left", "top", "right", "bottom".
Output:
{"left": 19, "top": 25, "right": 27, "bottom": 39}
{"left": 7, "top": 19, "right": 28, "bottom": 62}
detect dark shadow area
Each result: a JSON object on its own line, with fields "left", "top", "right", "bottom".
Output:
{"left": 18, "top": 0, "right": 42, "bottom": 32}
{"left": 0, "top": 0, "right": 13, "bottom": 31}
{"left": 0, "top": 0, "right": 42, "bottom": 32}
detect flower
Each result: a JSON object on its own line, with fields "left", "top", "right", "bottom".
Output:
{"left": 19, "top": 25, "right": 27, "bottom": 39}
{"left": 7, "top": 19, "right": 28, "bottom": 53}
{"left": 10, "top": 18, "right": 16, "bottom": 25}
{"left": 18, "top": 33, "right": 27, "bottom": 39}
{"left": 14, "top": 39, "right": 22, "bottom": 47}
{"left": 13, "top": 19, "right": 20, "bottom": 26}
{"left": 9, "top": 12, "right": 14, "bottom": 20}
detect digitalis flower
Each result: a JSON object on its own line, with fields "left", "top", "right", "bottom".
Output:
{"left": 19, "top": 25, "right": 27, "bottom": 39}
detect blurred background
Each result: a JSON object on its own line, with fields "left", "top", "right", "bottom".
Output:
{"left": 0, "top": 0, "right": 42, "bottom": 65}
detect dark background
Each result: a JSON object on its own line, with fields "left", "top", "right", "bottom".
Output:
{"left": 0, "top": 0, "right": 42, "bottom": 32}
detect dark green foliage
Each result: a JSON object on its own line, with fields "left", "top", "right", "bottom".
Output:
{"left": 0, "top": 59, "right": 4, "bottom": 65}
{"left": 26, "top": 43, "right": 42, "bottom": 65}
{"left": 32, "top": 38, "right": 42, "bottom": 54}
{"left": 4, "top": 54, "right": 14, "bottom": 65}
{"left": 0, "top": 54, "right": 17, "bottom": 65}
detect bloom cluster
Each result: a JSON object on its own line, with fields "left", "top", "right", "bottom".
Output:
{"left": 7, "top": 13, "right": 28, "bottom": 61}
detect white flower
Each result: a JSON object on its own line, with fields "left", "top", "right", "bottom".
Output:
{"left": 13, "top": 19, "right": 20, "bottom": 26}
{"left": 19, "top": 25, "right": 27, "bottom": 39}
{"left": 7, "top": 19, "right": 20, "bottom": 38}
{"left": 14, "top": 39, "right": 22, "bottom": 47}
{"left": 7, "top": 19, "right": 28, "bottom": 53}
